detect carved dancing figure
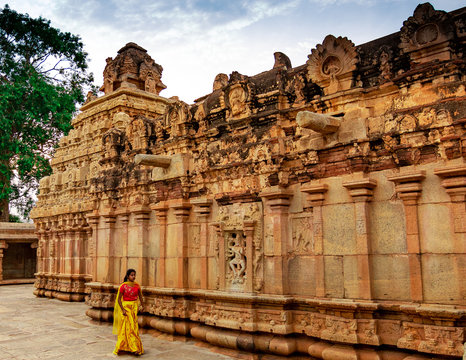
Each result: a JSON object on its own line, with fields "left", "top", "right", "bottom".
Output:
{"left": 227, "top": 235, "right": 246, "bottom": 284}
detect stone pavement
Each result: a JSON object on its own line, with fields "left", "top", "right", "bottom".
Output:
{"left": 0, "top": 284, "right": 233, "bottom": 360}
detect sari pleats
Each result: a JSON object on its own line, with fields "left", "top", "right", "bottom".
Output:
{"left": 113, "top": 300, "right": 144, "bottom": 355}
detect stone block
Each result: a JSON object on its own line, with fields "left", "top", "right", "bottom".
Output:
{"left": 188, "top": 257, "right": 201, "bottom": 289}
{"left": 343, "top": 255, "right": 359, "bottom": 299}
{"left": 372, "top": 255, "right": 410, "bottom": 300}
{"left": 419, "top": 203, "right": 454, "bottom": 253}
{"left": 322, "top": 203, "right": 356, "bottom": 255}
{"left": 369, "top": 201, "right": 406, "bottom": 254}
{"left": 422, "top": 254, "right": 461, "bottom": 302}
{"left": 288, "top": 256, "right": 316, "bottom": 296}
{"left": 324, "top": 256, "right": 344, "bottom": 298}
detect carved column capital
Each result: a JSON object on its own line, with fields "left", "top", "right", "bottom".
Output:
{"left": 170, "top": 201, "right": 191, "bottom": 222}
{"left": 434, "top": 165, "right": 466, "bottom": 202}
{"left": 387, "top": 171, "right": 426, "bottom": 204}
{"left": 260, "top": 186, "right": 293, "bottom": 212}
{"left": 301, "top": 183, "right": 328, "bottom": 207}
{"left": 0, "top": 240, "right": 8, "bottom": 250}
{"left": 191, "top": 198, "right": 212, "bottom": 221}
{"left": 129, "top": 205, "right": 151, "bottom": 223}
{"left": 243, "top": 220, "right": 255, "bottom": 237}
{"left": 151, "top": 201, "right": 168, "bottom": 222}
{"left": 343, "top": 178, "right": 377, "bottom": 202}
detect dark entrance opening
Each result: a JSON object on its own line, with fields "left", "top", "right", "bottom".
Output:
{"left": 3, "top": 243, "right": 36, "bottom": 279}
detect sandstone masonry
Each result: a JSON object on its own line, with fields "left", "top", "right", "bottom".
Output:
{"left": 31, "top": 3, "right": 466, "bottom": 359}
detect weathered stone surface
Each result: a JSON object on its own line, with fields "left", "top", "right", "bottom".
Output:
{"left": 30, "top": 3, "right": 466, "bottom": 359}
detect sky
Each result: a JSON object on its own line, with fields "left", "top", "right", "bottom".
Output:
{"left": 2, "top": 0, "right": 464, "bottom": 103}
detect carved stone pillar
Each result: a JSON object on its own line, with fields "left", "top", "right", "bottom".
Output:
{"left": 387, "top": 171, "right": 425, "bottom": 302}
{"left": 243, "top": 220, "right": 255, "bottom": 293}
{"left": 31, "top": 242, "right": 38, "bottom": 275}
{"left": 301, "top": 183, "right": 328, "bottom": 297}
{"left": 131, "top": 205, "right": 150, "bottom": 286}
{"left": 191, "top": 199, "right": 212, "bottom": 290}
{"left": 260, "top": 186, "right": 293, "bottom": 295}
{"left": 213, "top": 222, "right": 225, "bottom": 290}
{"left": 57, "top": 230, "right": 66, "bottom": 274}
{"left": 343, "top": 178, "right": 377, "bottom": 300}
{"left": 101, "top": 212, "right": 116, "bottom": 284}
{"left": 116, "top": 210, "right": 130, "bottom": 282}
{"left": 86, "top": 212, "right": 99, "bottom": 279}
{"left": 0, "top": 240, "right": 8, "bottom": 281}
{"left": 434, "top": 165, "right": 466, "bottom": 301}
{"left": 171, "top": 201, "right": 191, "bottom": 288}
{"left": 434, "top": 166, "right": 466, "bottom": 252}
{"left": 152, "top": 202, "right": 168, "bottom": 287}
{"left": 36, "top": 222, "right": 45, "bottom": 274}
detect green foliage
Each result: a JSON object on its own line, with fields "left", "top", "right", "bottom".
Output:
{"left": 9, "top": 214, "right": 21, "bottom": 223}
{"left": 0, "top": 5, "right": 95, "bottom": 218}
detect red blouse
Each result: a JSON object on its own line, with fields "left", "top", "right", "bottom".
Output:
{"left": 120, "top": 283, "right": 139, "bottom": 301}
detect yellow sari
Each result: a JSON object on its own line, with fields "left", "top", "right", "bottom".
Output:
{"left": 113, "top": 281, "right": 144, "bottom": 355}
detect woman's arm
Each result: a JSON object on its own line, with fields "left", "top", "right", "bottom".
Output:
{"left": 118, "top": 288, "right": 127, "bottom": 316}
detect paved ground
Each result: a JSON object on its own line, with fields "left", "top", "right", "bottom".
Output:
{"left": 0, "top": 284, "right": 233, "bottom": 360}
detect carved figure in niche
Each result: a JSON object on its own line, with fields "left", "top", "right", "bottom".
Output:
{"left": 85, "top": 91, "right": 97, "bottom": 104}
{"left": 140, "top": 56, "right": 166, "bottom": 95}
{"left": 102, "top": 128, "right": 123, "bottom": 159}
{"left": 213, "top": 73, "right": 228, "bottom": 91}
{"left": 228, "top": 85, "right": 247, "bottom": 118}
{"left": 227, "top": 232, "right": 246, "bottom": 284}
{"left": 374, "top": 45, "right": 393, "bottom": 82}
{"left": 102, "top": 57, "right": 117, "bottom": 94}
{"left": 126, "top": 117, "right": 150, "bottom": 150}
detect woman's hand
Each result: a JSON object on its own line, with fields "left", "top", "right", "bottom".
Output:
{"left": 122, "top": 309, "right": 127, "bottom": 316}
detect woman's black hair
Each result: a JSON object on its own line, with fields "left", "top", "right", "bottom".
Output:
{"left": 124, "top": 268, "right": 136, "bottom": 282}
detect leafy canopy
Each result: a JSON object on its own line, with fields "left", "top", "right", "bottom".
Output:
{"left": 0, "top": 5, "right": 94, "bottom": 219}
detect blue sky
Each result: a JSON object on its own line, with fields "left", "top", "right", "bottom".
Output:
{"left": 2, "top": 0, "right": 464, "bottom": 102}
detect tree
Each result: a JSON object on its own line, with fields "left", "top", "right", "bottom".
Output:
{"left": 0, "top": 5, "right": 95, "bottom": 221}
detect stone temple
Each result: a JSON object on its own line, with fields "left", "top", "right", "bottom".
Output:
{"left": 30, "top": 3, "right": 465, "bottom": 359}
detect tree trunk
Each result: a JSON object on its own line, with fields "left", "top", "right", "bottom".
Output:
{"left": 0, "top": 197, "right": 8, "bottom": 222}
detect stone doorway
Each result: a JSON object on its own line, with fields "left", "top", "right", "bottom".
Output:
{"left": 3, "top": 243, "right": 36, "bottom": 279}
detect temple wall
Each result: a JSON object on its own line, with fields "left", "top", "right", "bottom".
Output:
{"left": 31, "top": 4, "right": 465, "bottom": 359}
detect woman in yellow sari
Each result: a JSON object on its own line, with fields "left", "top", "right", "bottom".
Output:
{"left": 113, "top": 268, "right": 144, "bottom": 356}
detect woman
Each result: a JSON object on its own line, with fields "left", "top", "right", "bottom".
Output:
{"left": 113, "top": 269, "right": 144, "bottom": 356}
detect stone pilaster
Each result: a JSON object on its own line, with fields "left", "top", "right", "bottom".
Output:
{"left": 86, "top": 211, "right": 99, "bottom": 280}
{"left": 243, "top": 220, "right": 255, "bottom": 293}
{"left": 213, "top": 222, "right": 225, "bottom": 290}
{"left": 115, "top": 209, "right": 130, "bottom": 283}
{"left": 260, "top": 186, "right": 293, "bottom": 295}
{"left": 434, "top": 165, "right": 466, "bottom": 301}
{"left": 301, "top": 183, "right": 328, "bottom": 297}
{"left": 151, "top": 202, "right": 168, "bottom": 287}
{"left": 101, "top": 211, "right": 116, "bottom": 284}
{"left": 171, "top": 201, "right": 191, "bottom": 288}
{"left": 388, "top": 171, "right": 425, "bottom": 302}
{"left": 343, "top": 178, "right": 377, "bottom": 300}
{"left": 0, "top": 240, "right": 8, "bottom": 281}
{"left": 191, "top": 199, "right": 212, "bottom": 290}
{"left": 131, "top": 205, "right": 150, "bottom": 286}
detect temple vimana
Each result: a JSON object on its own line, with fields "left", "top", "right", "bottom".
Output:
{"left": 30, "top": 3, "right": 465, "bottom": 359}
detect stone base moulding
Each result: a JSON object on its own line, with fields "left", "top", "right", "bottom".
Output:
{"left": 34, "top": 273, "right": 92, "bottom": 302}
{"left": 85, "top": 283, "right": 466, "bottom": 359}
